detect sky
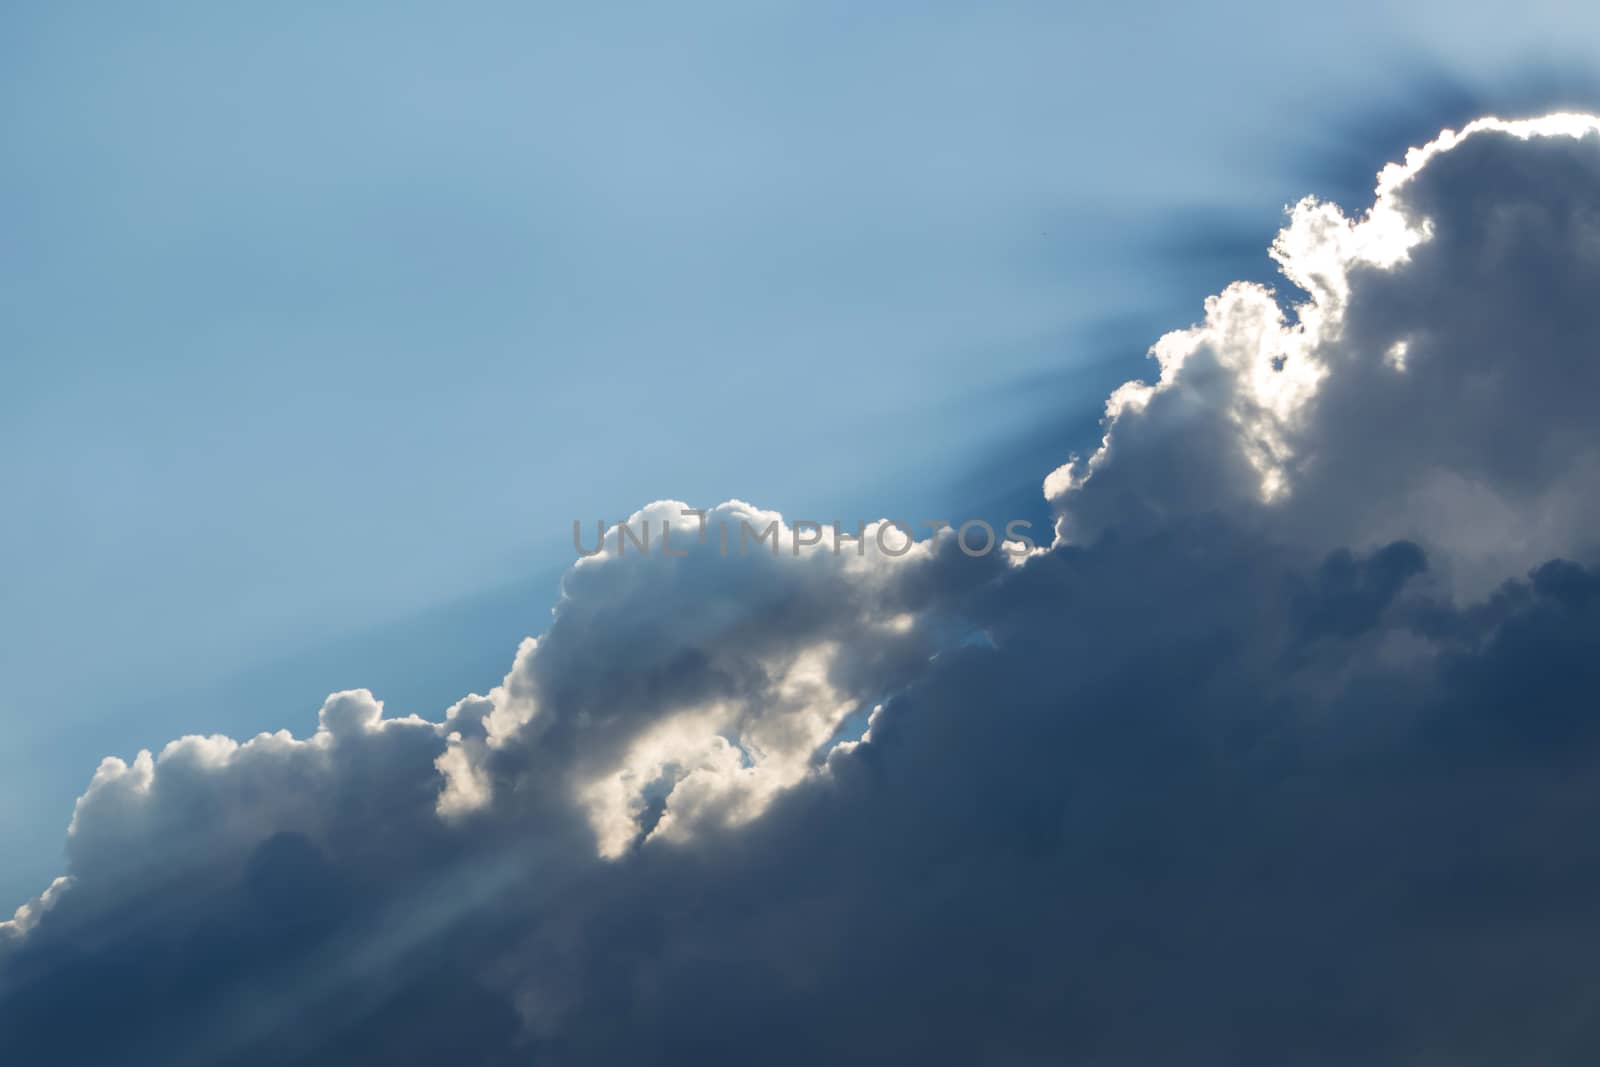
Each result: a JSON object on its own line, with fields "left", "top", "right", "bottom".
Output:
{"left": 7, "top": 0, "right": 1599, "bottom": 907}
{"left": 6, "top": 6, "right": 1600, "bottom": 1062}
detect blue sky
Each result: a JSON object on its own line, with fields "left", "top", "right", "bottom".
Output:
{"left": 3, "top": 0, "right": 1599, "bottom": 905}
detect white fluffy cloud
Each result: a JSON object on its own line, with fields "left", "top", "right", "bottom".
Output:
{"left": 433, "top": 500, "right": 995, "bottom": 854}
{"left": 1049, "top": 115, "right": 1600, "bottom": 595}
{"left": 7, "top": 116, "right": 1600, "bottom": 1066}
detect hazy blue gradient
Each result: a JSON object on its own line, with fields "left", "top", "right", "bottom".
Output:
{"left": 4, "top": 0, "right": 1599, "bottom": 903}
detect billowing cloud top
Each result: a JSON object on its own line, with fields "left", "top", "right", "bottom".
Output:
{"left": 1048, "top": 114, "right": 1600, "bottom": 594}
{"left": 6, "top": 117, "right": 1600, "bottom": 1066}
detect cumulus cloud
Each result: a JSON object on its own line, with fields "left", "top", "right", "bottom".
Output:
{"left": 7, "top": 117, "right": 1600, "bottom": 1065}
{"left": 1048, "top": 115, "right": 1600, "bottom": 599}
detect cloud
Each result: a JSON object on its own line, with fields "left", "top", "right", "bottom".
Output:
{"left": 7, "top": 117, "right": 1600, "bottom": 1065}
{"left": 1047, "top": 115, "right": 1600, "bottom": 596}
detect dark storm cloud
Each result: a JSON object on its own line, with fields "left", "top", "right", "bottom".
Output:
{"left": 7, "top": 117, "right": 1600, "bottom": 1065}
